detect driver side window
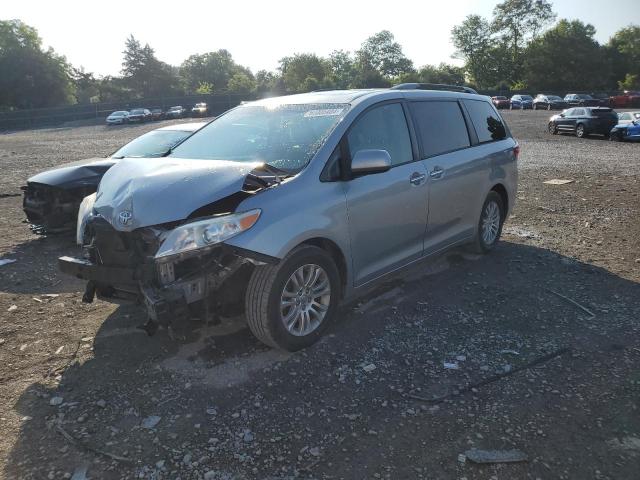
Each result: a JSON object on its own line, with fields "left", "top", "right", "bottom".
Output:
{"left": 347, "top": 103, "right": 413, "bottom": 167}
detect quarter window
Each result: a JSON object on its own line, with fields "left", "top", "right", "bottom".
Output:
{"left": 347, "top": 103, "right": 413, "bottom": 166}
{"left": 410, "top": 101, "right": 470, "bottom": 157}
{"left": 463, "top": 100, "right": 507, "bottom": 143}
{"left": 574, "top": 109, "right": 585, "bottom": 116}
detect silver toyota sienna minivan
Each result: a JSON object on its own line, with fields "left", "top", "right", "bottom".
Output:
{"left": 59, "top": 84, "right": 518, "bottom": 351}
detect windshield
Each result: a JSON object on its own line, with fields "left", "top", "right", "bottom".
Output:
{"left": 131, "top": 109, "right": 144, "bottom": 114}
{"left": 111, "top": 129, "right": 193, "bottom": 158}
{"left": 169, "top": 106, "right": 181, "bottom": 111}
{"left": 170, "top": 103, "right": 349, "bottom": 172}
{"left": 548, "top": 96, "right": 563, "bottom": 101}
{"left": 521, "top": 95, "right": 533, "bottom": 100}
{"left": 110, "top": 111, "right": 127, "bottom": 117}
{"left": 577, "top": 94, "right": 593, "bottom": 99}
{"left": 496, "top": 96, "right": 507, "bottom": 100}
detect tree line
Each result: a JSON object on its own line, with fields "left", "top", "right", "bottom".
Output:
{"left": 1, "top": 1, "right": 638, "bottom": 111}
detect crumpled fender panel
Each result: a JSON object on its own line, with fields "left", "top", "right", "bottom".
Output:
{"left": 26, "top": 158, "right": 116, "bottom": 189}
{"left": 94, "top": 158, "right": 261, "bottom": 231}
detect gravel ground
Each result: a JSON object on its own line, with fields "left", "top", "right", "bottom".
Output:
{"left": 0, "top": 110, "right": 639, "bottom": 480}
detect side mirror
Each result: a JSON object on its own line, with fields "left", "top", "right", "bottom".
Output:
{"left": 560, "top": 113, "right": 565, "bottom": 118}
{"left": 350, "top": 149, "right": 392, "bottom": 176}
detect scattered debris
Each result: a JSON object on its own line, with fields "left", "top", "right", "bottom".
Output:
{"left": 0, "top": 258, "right": 16, "bottom": 267}
{"left": 55, "top": 346, "right": 64, "bottom": 354}
{"left": 49, "top": 396, "right": 64, "bottom": 406}
{"left": 56, "top": 425, "right": 132, "bottom": 464}
{"left": 362, "top": 363, "right": 376, "bottom": 373}
{"left": 464, "top": 448, "right": 528, "bottom": 464}
{"left": 543, "top": 179, "right": 574, "bottom": 185}
{"left": 546, "top": 289, "right": 595, "bottom": 318}
{"left": 8, "top": 305, "right": 18, "bottom": 312}
{"left": 70, "top": 465, "right": 88, "bottom": 480}
{"left": 443, "top": 362, "right": 459, "bottom": 370}
{"left": 456, "top": 355, "right": 467, "bottom": 362}
{"left": 96, "top": 399, "right": 106, "bottom": 408}
{"left": 141, "top": 415, "right": 161, "bottom": 429}
{"left": 406, "top": 348, "right": 570, "bottom": 403}
{"left": 503, "top": 225, "right": 541, "bottom": 240}
{"left": 500, "top": 349, "right": 520, "bottom": 356}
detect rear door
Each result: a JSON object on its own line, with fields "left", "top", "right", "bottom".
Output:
{"left": 342, "top": 102, "right": 429, "bottom": 286}
{"left": 409, "top": 99, "right": 478, "bottom": 253}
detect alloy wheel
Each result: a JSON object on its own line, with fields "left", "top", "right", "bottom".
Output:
{"left": 481, "top": 200, "right": 501, "bottom": 246}
{"left": 280, "top": 264, "right": 331, "bottom": 337}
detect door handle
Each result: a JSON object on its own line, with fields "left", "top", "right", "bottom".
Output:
{"left": 409, "top": 172, "right": 426, "bottom": 186}
{"left": 430, "top": 167, "right": 444, "bottom": 179}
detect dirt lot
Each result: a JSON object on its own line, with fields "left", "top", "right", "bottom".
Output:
{"left": 0, "top": 111, "right": 639, "bottom": 480}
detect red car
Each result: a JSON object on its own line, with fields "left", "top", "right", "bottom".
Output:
{"left": 609, "top": 91, "right": 640, "bottom": 108}
{"left": 491, "top": 96, "right": 510, "bottom": 109}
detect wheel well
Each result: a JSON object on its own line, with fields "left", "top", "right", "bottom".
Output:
{"left": 491, "top": 183, "right": 509, "bottom": 216}
{"left": 301, "top": 237, "right": 348, "bottom": 298}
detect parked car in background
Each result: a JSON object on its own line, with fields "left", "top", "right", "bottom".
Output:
{"left": 610, "top": 116, "right": 640, "bottom": 142}
{"left": 533, "top": 94, "right": 567, "bottom": 110}
{"left": 59, "top": 87, "right": 518, "bottom": 350}
{"left": 106, "top": 111, "right": 130, "bottom": 125}
{"left": 165, "top": 105, "right": 186, "bottom": 119}
{"left": 564, "top": 94, "right": 599, "bottom": 107}
{"left": 191, "top": 102, "right": 209, "bottom": 117}
{"left": 510, "top": 94, "right": 533, "bottom": 109}
{"left": 609, "top": 91, "right": 640, "bottom": 108}
{"left": 548, "top": 107, "right": 618, "bottom": 138}
{"left": 492, "top": 96, "right": 510, "bottom": 109}
{"left": 617, "top": 111, "right": 640, "bottom": 125}
{"left": 150, "top": 108, "right": 165, "bottom": 121}
{"left": 128, "top": 108, "right": 152, "bottom": 123}
{"left": 22, "top": 123, "right": 205, "bottom": 234}
{"left": 590, "top": 93, "right": 610, "bottom": 106}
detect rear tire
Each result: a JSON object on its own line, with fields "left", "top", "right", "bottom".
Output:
{"left": 470, "top": 191, "right": 505, "bottom": 254}
{"left": 245, "top": 245, "right": 340, "bottom": 351}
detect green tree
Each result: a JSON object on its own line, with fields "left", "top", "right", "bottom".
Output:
{"left": 227, "top": 72, "right": 256, "bottom": 94}
{"left": 492, "top": 0, "right": 556, "bottom": 80}
{"left": 0, "top": 20, "right": 75, "bottom": 109}
{"left": 607, "top": 25, "right": 640, "bottom": 89}
{"left": 254, "top": 70, "right": 283, "bottom": 95}
{"left": 328, "top": 50, "right": 356, "bottom": 88}
{"left": 279, "top": 53, "right": 331, "bottom": 93}
{"left": 523, "top": 20, "right": 611, "bottom": 91}
{"left": 180, "top": 49, "right": 251, "bottom": 93}
{"left": 452, "top": 15, "right": 511, "bottom": 88}
{"left": 195, "top": 81, "right": 214, "bottom": 94}
{"left": 355, "top": 30, "right": 413, "bottom": 78}
{"left": 121, "top": 35, "right": 180, "bottom": 97}
{"left": 72, "top": 67, "right": 100, "bottom": 104}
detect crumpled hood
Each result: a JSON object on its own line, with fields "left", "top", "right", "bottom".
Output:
{"left": 94, "top": 157, "right": 259, "bottom": 231}
{"left": 27, "top": 158, "right": 116, "bottom": 188}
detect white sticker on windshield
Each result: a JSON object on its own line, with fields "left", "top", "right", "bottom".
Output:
{"left": 304, "top": 108, "right": 344, "bottom": 118}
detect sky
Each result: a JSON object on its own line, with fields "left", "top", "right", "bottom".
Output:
{"left": 2, "top": 0, "right": 639, "bottom": 77}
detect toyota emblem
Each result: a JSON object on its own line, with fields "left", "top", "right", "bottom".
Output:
{"left": 118, "top": 210, "right": 133, "bottom": 226}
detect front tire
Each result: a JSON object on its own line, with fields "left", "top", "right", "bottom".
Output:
{"left": 547, "top": 104, "right": 552, "bottom": 111}
{"left": 245, "top": 245, "right": 340, "bottom": 351}
{"left": 610, "top": 131, "right": 623, "bottom": 142}
{"left": 470, "top": 191, "right": 505, "bottom": 254}
{"left": 548, "top": 122, "right": 558, "bottom": 134}
{"left": 576, "top": 124, "right": 586, "bottom": 138}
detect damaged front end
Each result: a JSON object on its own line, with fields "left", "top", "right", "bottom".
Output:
{"left": 58, "top": 162, "right": 285, "bottom": 333}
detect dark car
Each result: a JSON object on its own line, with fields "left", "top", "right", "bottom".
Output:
{"left": 547, "top": 107, "right": 618, "bottom": 138}
{"left": 491, "top": 96, "right": 510, "bottom": 109}
{"left": 590, "top": 93, "right": 611, "bottom": 107}
{"left": 564, "top": 94, "right": 599, "bottom": 107}
{"left": 533, "top": 94, "right": 567, "bottom": 110}
{"left": 165, "top": 105, "right": 186, "bottom": 119}
{"left": 510, "top": 94, "right": 533, "bottom": 109}
{"left": 22, "top": 123, "right": 205, "bottom": 234}
{"left": 609, "top": 91, "right": 640, "bottom": 108}
{"left": 128, "top": 108, "right": 152, "bottom": 122}
{"left": 150, "top": 108, "right": 164, "bottom": 121}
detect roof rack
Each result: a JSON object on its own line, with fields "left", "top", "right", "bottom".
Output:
{"left": 391, "top": 83, "right": 478, "bottom": 95}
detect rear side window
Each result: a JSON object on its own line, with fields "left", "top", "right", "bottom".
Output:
{"left": 574, "top": 108, "right": 585, "bottom": 116}
{"left": 410, "top": 101, "right": 470, "bottom": 158}
{"left": 464, "top": 100, "right": 507, "bottom": 143}
{"left": 347, "top": 103, "right": 412, "bottom": 166}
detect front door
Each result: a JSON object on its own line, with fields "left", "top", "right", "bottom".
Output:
{"left": 342, "top": 102, "right": 429, "bottom": 286}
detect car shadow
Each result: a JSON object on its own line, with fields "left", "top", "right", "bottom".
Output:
{"left": 3, "top": 241, "right": 640, "bottom": 478}
{"left": 0, "top": 232, "right": 85, "bottom": 295}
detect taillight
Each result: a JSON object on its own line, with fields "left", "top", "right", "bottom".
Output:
{"left": 513, "top": 144, "right": 520, "bottom": 160}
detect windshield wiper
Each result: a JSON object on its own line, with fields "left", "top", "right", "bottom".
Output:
{"left": 245, "top": 163, "right": 293, "bottom": 189}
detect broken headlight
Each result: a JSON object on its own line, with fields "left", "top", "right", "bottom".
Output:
{"left": 155, "top": 210, "right": 261, "bottom": 260}
{"left": 76, "top": 192, "right": 97, "bottom": 245}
